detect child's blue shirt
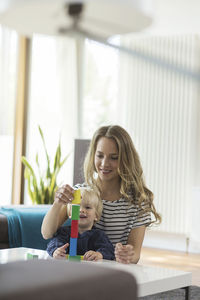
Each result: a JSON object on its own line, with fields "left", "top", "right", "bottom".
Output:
{"left": 46, "top": 226, "right": 115, "bottom": 260}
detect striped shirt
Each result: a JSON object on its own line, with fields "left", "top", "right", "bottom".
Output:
{"left": 74, "top": 183, "right": 151, "bottom": 247}
{"left": 95, "top": 198, "right": 151, "bottom": 246}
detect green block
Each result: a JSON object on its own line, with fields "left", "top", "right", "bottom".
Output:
{"left": 71, "top": 204, "right": 80, "bottom": 220}
{"left": 68, "top": 255, "right": 82, "bottom": 262}
{"left": 27, "top": 253, "right": 38, "bottom": 259}
{"left": 27, "top": 253, "right": 33, "bottom": 259}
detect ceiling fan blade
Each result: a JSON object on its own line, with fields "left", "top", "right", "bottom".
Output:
{"left": 70, "top": 27, "right": 200, "bottom": 82}
{"left": 0, "top": 0, "right": 152, "bottom": 38}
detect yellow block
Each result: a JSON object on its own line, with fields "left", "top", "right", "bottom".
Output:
{"left": 72, "top": 189, "right": 81, "bottom": 204}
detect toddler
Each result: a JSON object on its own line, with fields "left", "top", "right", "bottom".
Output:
{"left": 47, "top": 188, "right": 115, "bottom": 261}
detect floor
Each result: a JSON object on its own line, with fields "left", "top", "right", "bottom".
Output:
{"left": 140, "top": 247, "right": 200, "bottom": 287}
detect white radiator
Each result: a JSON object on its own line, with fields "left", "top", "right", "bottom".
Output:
{"left": 118, "top": 34, "right": 200, "bottom": 236}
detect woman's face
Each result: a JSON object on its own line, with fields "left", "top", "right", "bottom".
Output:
{"left": 94, "top": 137, "right": 120, "bottom": 183}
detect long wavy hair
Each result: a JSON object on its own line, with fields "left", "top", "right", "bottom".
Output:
{"left": 84, "top": 125, "right": 161, "bottom": 224}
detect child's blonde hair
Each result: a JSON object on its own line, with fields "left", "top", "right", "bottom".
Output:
{"left": 67, "top": 187, "right": 103, "bottom": 223}
{"left": 80, "top": 187, "right": 103, "bottom": 222}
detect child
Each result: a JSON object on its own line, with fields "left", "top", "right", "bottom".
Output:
{"left": 46, "top": 188, "right": 115, "bottom": 261}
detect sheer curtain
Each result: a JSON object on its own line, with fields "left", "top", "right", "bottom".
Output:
{"left": 25, "top": 35, "right": 78, "bottom": 203}
{"left": 117, "top": 34, "right": 200, "bottom": 252}
{"left": 0, "top": 25, "right": 18, "bottom": 205}
{"left": 81, "top": 40, "right": 119, "bottom": 138}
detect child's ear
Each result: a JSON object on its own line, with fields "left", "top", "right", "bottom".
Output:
{"left": 67, "top": 204, "right": 72, "bottom": 218}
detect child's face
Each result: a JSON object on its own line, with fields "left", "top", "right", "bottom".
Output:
{"left": 78, "top": 197, "right": 97, "bottom": 232}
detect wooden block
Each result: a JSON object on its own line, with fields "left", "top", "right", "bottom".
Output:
{"left": 71, "top": 204, "right": 80, "bottom": 220}
{"left": 71, "top": 220, "right": 78, "bottom": 238}
{"left": 72, "top": 189, "right": 81, "bottom": 204}
{"left": 69, "top": 237, "right": 77, "bottom": 256}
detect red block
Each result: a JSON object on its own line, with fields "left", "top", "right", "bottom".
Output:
{"left": 71, "top": 220, "right": 78, "bottom": 238}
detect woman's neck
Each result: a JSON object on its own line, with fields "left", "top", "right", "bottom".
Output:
{"left": 99, "top": 178, "right": 121, "bottom": 201}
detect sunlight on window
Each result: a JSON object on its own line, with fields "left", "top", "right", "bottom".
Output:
{"left": 25, "top": 35, "right": 77, "bottom": 204}
{"left": 82, "top": 39, "right": 119, "bottom": 138}
{"left": 0, "top": 26, "right": 18, "bottom": 205}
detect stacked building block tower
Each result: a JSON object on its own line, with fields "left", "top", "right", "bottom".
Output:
{"left": 66, "top": 189, "right": 83, "bottom": 261}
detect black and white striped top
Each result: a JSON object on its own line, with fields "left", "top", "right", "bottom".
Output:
{"left": 95, "top": 198, "right": 151, "bottom": 246}
{"left": 74, "top": 183, "right": 151, "bottom": 247}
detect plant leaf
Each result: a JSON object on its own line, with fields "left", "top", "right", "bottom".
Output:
{"left": 38, "top": 126, "right": 51, "bottom": 179}
{"left": 22, "top": 127, "right": 70, "bottom": 204}
{"left": 53, "top": 141, "right": 61, "bottom": 172}
{"left": 60, "top": 153, "right": 70, "bottom": 169}
{"left": 21, "top": 156, "right": 35, "bottom": 176}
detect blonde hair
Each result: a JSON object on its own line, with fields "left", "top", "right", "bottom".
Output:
{"left": 84, "top": 125, "right": 161, "bottom": 225}
{"left": 80, "top": 187, "right": 103, "bottom": 222}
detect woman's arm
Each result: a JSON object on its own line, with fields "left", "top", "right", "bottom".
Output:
{"left": 41, "top": 203, "right": 68, "bottom": 239}
{"left": 41, "top": 184, "right": 74, "bottom": 239}
{"left": 115, "top": 225, "right": 146, "bottom": 264}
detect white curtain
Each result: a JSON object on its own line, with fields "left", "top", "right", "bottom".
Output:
{"left": 0, "top": 25, "right": 18, "bottom": 205}
{"left": 25, "top": 35, "right": 78, "bottom": 203}
{"left": 117, "top": 34, "right": 200, "bottom": 253}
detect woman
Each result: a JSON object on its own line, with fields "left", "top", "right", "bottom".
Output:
{"left": 42, "top": 125, "right": 161, "bottom": 263}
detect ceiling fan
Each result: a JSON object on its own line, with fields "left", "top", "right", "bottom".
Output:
{"left": 0, "top": 0, "right": 152, "bottom": 37}
{"left": 0, "top": 0, "right": 199, "bottom": 80}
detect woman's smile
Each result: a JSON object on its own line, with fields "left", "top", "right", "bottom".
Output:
{"left": 100, "top": 168, "right": 112, "bottom": 174}
{"left": 95, "top": 137, "right": 119, "bottom": 182}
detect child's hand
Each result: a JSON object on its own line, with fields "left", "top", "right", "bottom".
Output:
{"left": 84, "top": 251, "right": 103, "bottom": 261}
{"left": 53, "top": 243, "right": 69, "bottom": 259}
{"left": 115, "top": 243, "right": 134, "bottom": 264}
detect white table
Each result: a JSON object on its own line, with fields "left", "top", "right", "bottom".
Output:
{"left": 0, "top": 247, "right": 49, "bottom": 263}
{"left": 96, "top": 259, "right": 192, "bottom": 299}
{"left": 0, "top": 247, "right": 192, "bottom": 299}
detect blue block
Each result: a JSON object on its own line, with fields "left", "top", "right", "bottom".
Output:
{"left": 69, "top": 237, "right": 77, "bottom": 256}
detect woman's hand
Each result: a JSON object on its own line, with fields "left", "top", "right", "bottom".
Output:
{"left": 115, "top": 243, "right": 135, "bottom": 264}
{"left": 54, "top": 184, "right": 74, "bottom": 205}
{"left": 42, "top": 185, "right": 73, "bottom": 239}
{"left": 53, "top": 243, "right": 69, "bottom": 259}
{"left": 84, "top": 251, "right": 103, "bottom": 261}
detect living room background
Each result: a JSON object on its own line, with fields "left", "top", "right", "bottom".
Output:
{"left": 0, "top": 5, "right": 200, "bottom": 254}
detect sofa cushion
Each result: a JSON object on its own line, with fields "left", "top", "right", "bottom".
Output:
{"left": 0, "top": 206, "right": 51, "bottom": 249}
{"left": 0, "top": 259, "right": 138, "bottom": 300}
{"left": 0, "top": 214, "right": 9, "bottom": 248}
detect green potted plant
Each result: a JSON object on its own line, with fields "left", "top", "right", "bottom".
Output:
{"left": 21, "top": 126, "right": 69, "bottom": 204}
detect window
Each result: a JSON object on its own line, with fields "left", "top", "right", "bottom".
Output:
{"left": 81, "top": 39, "right": 119, "bottom": 138}
{"left": 0, "top": 26, "right": 18, "bottom": 205}
{"left": 25, "top": 35, "right": 78, "bottom": 203}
